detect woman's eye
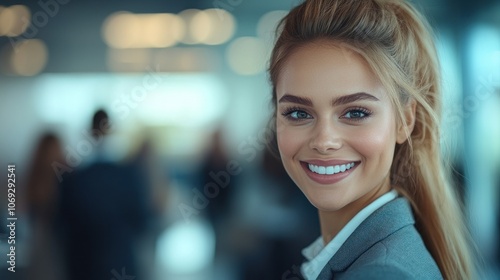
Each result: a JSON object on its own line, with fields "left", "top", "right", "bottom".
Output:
{"left": 281, "top": 108, "right": 312, "bottom": 121}
{"left": 343, "top": 109, "right": 369, "bottom": 119}
{"left": 289, "top": 110, "right": 311, "bottom": 119}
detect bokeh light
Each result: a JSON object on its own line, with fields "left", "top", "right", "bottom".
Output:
{"left": 155, "top": 220, "right": 215, "bottom": 275}
{"left": 102, "top": 11, "right": 141, "bottom": 49}
{"left": 103, "top": 12, "right": 185, "bottom": 49}
{"left": 140, "top": 13, "right": 185, "bottom": 48}
{"left": 9, "top": 39, "right": 48, "bottom": 76}
{"left": 0, "top": 5, "right": 31, "bottom": 37}
{"left": 178, "top": 9, "right": 202, "bottom": 44}
{"left": 191, "top": 9, "right": 236, "bottom": 45}
{"left": 257, "top": 10, "right": 288, "bottom": 42}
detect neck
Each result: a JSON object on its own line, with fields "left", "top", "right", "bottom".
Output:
{"left": 319, "top": 208, "right": 353, "bottom": 244}
{"left": 318, "top": 178, "right": 391, "bottom": 245}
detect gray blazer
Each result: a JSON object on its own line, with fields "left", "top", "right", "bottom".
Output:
{"left": 317, "top": 197, "right": 443, "bottom": 280}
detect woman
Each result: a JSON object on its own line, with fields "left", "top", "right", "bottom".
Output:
{"left": 25, "top": 132, "right": 66, "bottom": 280}
{"left": 26, "top": 133, "right": 64, "bottom": 225}
{"left": 268, "top": 0, "right": 474, "bottom": 279}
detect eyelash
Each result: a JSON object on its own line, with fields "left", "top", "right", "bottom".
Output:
{"left": 281, "top": 106, "right": 312, "bottom": 121}
{"left": 280, "top": 106, "right": 372, "bottom": 122}
{"left": 340, "top": 107, "right": 373, "bottom": 122}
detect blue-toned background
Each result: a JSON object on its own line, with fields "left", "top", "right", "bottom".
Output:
{"left": 0, "top": 0, "right": 499, "bottom": 279}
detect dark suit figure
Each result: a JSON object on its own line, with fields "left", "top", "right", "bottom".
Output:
{"left": 58, "top": 110, "right": 151, "bottom": 280}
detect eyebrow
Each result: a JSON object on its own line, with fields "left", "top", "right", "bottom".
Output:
{"left": 331, "top": 92, "right": 379, "bottom": 106}
{"left": 278, "top": 92, "right": 379, "bottom": 106}
{"left": 278, "top": 94, "right": 313, "bottom": 106}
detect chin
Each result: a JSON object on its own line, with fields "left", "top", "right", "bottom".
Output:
{"left": 303, "top": 190, "right": 350, "bottom": 212}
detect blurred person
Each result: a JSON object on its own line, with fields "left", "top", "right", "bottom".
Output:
{"left": 197, "top": 129, "right": 239, "bottom": 253}
{"left": 267, "top": 0, "right": 475, "bottom": 279}
{"left": 25, "top": 132, "right": 65, "bottom": 280}
{"left": 132, "top": 137, "right": 170, "bottom": 217}
{"left": 58, "top": 109, "right": 152, "bottom": 280}
{"left": 129, "top": 137, "right": 171, "bottom": 280}
{"left": 26, "top": 133, "right": 64, "bottom": 226}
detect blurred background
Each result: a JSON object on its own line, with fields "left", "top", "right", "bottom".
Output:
{"left": 0, "top": 0, "right": 498, "bottom": 279}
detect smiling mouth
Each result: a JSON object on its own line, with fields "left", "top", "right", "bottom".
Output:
{"left": 307, "top": 162, "right": 356, "bottom": 175}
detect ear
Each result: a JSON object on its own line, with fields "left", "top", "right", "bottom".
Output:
{"left": 396, "top": 99, "right": 416, "bottom": 144}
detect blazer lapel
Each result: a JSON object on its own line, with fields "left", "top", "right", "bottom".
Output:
{"left": 318, "top": 197, "right": 415, "bottom": 277}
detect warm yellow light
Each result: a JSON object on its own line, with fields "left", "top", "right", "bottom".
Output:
{"left": 140, "top": 13, "right": 185, "bottom": 48}
{"left": 0, "top": 6, "right": 13, "bottom": 36}
{"left": 102, "top": 11, "right": 141, "bottom": 49}
{"left": 179, "top": 9, "right": 202, "bottom": 44}
{"left": 191, "top": 9, "right": 235, "bottom": 45}
{"left": 0, "top": 5, "right": 31, "bottom": 37}
{"left": 190, "top": 11, "right": 211, "bottom": 44}
{"left": 226, "top": 37, "right": 267, "bottom": 75}
{"left": 9, "top": 5, "right": 30, "bottom": 36}
{"left": 10, "top": 39, "right": 48, "bottom": 76}
{"left": 103, "top": 12, "right": 185, "bottom": 49}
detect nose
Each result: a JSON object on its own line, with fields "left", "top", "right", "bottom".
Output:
{"left": 308, "top": 120, "right": 342, "bottom": 154}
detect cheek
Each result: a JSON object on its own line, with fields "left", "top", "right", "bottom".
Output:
{"left": 276, "top": 121, "right": 304, "bottom": 160}
{"left": 277, "top": 131, "right": 296, "bottom": 160}
{"left": 349, "top": 117, "right": 397, "bottom": 162}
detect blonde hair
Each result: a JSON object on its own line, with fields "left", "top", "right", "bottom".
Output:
{"left": 268, "top": 0, "right": 474, "bottom": 278}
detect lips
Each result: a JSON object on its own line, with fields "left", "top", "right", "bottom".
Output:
{"left": 300, "top": 160, "right": 359, "bottom": 185}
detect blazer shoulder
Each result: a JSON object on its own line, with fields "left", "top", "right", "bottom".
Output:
{"left": 335, "top": 264, "right": 415, "bottom": 280}
{"left": 336, "top": 263, "right": 414, "bottom": 280}
{"left": 347, "top": 227, "right": 443, "bottom": 279}
{"left": 318, "top": 197, "right": 443, "bottom": 280}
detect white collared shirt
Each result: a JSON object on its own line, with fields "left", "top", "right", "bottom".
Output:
{"left": 301, "top": 190, "right": 398, "bottom": 280}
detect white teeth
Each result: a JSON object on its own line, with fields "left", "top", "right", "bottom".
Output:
{"left": 318, "top": 166, "right": 326, "bottom": 174}
{"left": 326, "top": 166, "right": 334, "bottom": 175}
{"left": 308, "top": 162, "right": 355, "bottom": 175}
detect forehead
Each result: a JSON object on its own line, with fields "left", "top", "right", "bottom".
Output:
{"left": 276, "top": 41, "right": 386, "bottom": 101}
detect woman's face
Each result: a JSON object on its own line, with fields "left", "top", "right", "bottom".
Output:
{"left": 276, "top": 42, "right": 406, "bottom": 213}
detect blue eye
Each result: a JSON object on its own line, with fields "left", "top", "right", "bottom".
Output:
{"left": 281, "top": 107, "right": 312, "bottom": 121}
{"left": 344, "top": 110, "right": 368, "bottom": 119}
{"left": 340, "top": 108, "right": 373, "bottom": 122}
{"left": 290, "top": 110, "right": 311, "bottom": 119}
